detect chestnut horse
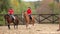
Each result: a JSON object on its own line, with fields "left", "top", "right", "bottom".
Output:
{"left": 23, "top": 12, "right": 35, "bottom": 29}
{"left": 4, "top": 14, "right": 19, "bottom": 29}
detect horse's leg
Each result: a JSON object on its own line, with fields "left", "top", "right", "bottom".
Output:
{"left": 16, "top": 24, "right": 18, "bottom": 29}
{"left": 32, "top": 17, "right": 35, "bottom": 26}
{"left": 15, "top": 20, "right": 18, "bottom": 29}
{"left": 14, "top": 24, "right": 18, "bottom": 29}
{"left": 13, "top": 20, "right": 17, "bottom": 29}
{"left": 15, "top": 22, "right": 18, "bottom": 29}
{"left": 14, "top": 24, "right": 15, "bottom": 29}
{"left": 14, "top": 22, "right": 18, "bottom": 29}
{"left": 32, "top": 20, "right": 35, "bottom": 26}
{"left": 16, "top": 20, "right": 19, "bottom": 29}
{"left": 8, "top": 23, "right": 10, "bottom": 29}
{"left": 13, "top": 22, "right": 16, "bottom": 29}
{"left": 26, "top": 20, "right": 30, "bottom": 29}
{"left": 13, "top": 21, "right": 15, "bottom": 29}
{"left": 26, "top": 23, "right": 28, "bottom": 29}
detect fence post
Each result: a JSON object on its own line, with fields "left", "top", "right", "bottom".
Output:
{"left": 39, "top": 14, "right": 40, "bottom": 23}
{"left": 59, "top": 18, "right": 60, "bottom": 30}
{"left": 57, "top": 15, "right": 60, "bottom": 31}
{"left": 52, "top": 14, "right": 55, "bottom": 24}
{"left": 59, "top": 15, "right": 60, "bottom": 30}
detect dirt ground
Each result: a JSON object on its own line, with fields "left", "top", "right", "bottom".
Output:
{"left": 0, "top": 24, "right": 60, "bottom": 34}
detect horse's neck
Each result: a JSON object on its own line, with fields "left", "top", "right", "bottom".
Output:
{"left": 24, "top": 12, "right": 28, "bottom": 16}
{"left": 5, "top": 15, "right": 9, "bottom": 18}
{"left": 24, "top": 13, "right": 29, "bottom": 20}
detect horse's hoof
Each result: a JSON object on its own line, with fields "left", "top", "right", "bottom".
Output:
{"left": 36, "top": 30, "right": 41, "bottom": 31}
{"left": 57, "top": 29, "right": 60, "bottom": 31}
{"left": 8, "top": 28, "right": 10, "bottom": 30}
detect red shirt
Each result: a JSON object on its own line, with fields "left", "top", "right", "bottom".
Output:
{"left": 27, "top": 9, "right": 32, "bottom": 15}
{"left": 8, "top": 9, "right": 14, "bottom": 15}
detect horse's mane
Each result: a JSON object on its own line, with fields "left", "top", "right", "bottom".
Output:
{"left": 4, "top": 14, "right": 9, "bottom": 19}
{"left": 24, "top": 12, "right": 28, "bottom": 16}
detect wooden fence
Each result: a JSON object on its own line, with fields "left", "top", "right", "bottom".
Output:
{"left": 0, "top": 14, "right": 59, "bottom": 25}
{"left": 16, "top": 14, "right": 59, "bottom": 24}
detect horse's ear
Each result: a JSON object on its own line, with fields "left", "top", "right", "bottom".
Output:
{"left": 24, "top": 11, "right": 26, "bottom": 12}
{"left": 25, "top": 12, "right": 26, "bottom": 13}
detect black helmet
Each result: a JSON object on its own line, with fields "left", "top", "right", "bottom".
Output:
{"left": 28, "top": 7, "right": 31, "bottom": 9}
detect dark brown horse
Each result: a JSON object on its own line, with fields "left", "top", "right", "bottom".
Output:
{"left": 4, "top": 14, "right": 19, "bottom": 29}
{"left": 23, "top": 12, "right": 35, "bottom": 29}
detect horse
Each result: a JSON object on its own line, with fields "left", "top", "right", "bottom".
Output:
{"left": 4, "top": 14, "right": 19, "bottom": 29}
{"left": 23, "top": 12, "right": 35, "bottom": 29}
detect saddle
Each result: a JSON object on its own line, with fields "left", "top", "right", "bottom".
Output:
{"left": 8, "top": 15, "right": 15, "bottom": 20}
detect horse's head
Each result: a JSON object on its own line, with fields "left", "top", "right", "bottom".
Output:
{"left": 23, "top": 11, "right": 28, "bottom": 17}
{"left": 4, "top": 14, "right": 10, "bottom": 19}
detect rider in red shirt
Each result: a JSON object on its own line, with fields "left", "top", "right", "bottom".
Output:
{"left": 8, "top": 8, "right": 14, "bottom": 15}
{"left": 8, "top": 7, "right": 15, "bottom": 20}
{"left": 27, "top": 7, "right": 32, "bottom": 19}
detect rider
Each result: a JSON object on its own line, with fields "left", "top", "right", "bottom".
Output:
{"left": 8, "top": 7, "right": 15, "bottom": 20}
{"left": 27, "top": 7, "right": 32, "bottom": 19}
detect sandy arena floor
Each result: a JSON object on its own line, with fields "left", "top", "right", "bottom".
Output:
{"left": 0, "top": 24, "right": 60, "bottom": 34}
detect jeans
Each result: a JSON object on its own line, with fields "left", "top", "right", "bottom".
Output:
{"left": 8, "top": 14, "right": 15, "bottom": 20}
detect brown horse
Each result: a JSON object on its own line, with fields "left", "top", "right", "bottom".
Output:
{"left": 23, "top": 12, "right": 35, "bottom": 29}
{"left": 4, "top": 14, "right": 19, "bottom": 29}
